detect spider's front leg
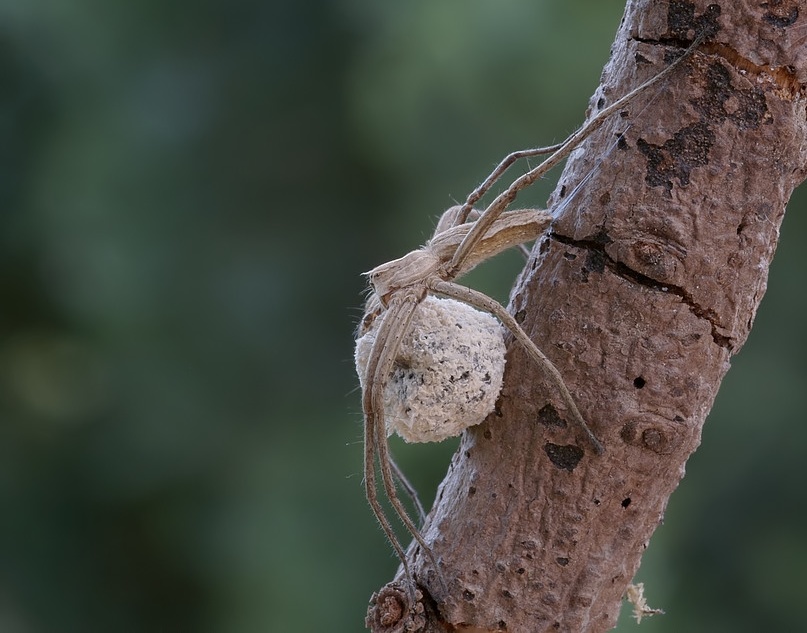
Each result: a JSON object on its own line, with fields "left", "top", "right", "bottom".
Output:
{"left": 451, "top": 142, "right": 564, "bottom": 227}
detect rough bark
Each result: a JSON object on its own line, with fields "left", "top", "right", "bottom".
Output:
{"left": 367, "top": 1, "right": 807, "bottom": 631}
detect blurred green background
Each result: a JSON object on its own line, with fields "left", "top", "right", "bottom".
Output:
{"left": 0, "top": 1, "right": 804, "bottom": 631}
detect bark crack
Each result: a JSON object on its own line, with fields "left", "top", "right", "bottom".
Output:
{"left": 635, "top": 1, "right": 804, "bottom": 99}
{"left": 551, "top": 231, "right": 733, "bottom": 350}
{"left": 629, "top": 44, "right": 804, "bottom": 99}
{"left": 701, "top": 41, "right": 805, "bottom": 98}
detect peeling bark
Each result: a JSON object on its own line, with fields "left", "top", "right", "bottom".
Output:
{"left": 367, "top": 1, "right": 807, "bottom": 631}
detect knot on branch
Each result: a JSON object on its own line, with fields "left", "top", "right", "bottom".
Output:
{"left": 366, "top": 583, "right": 426, "bottom": 633}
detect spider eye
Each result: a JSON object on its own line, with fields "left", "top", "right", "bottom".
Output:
{"left": 367, "top": 268, "right": 390, "bottom": 293}
{"left": 368, "top": 272, "right": 384, "bottom": 291}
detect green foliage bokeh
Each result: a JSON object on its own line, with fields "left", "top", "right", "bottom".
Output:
{"left": 0, "top": 1, "right": 804, "bottom": 631}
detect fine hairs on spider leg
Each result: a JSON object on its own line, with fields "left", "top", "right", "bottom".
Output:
{"left": 355, "top": 34, "right": 705, "bottom": 588}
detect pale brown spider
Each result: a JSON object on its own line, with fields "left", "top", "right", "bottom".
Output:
{"left": 355, "top": 37, "right": 702, "bottom": 584}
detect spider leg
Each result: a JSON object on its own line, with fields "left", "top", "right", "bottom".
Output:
{"left": 447, "top": 35, "right": 703, "bottom": 278}
{"left": 362, "top": 291, "right": 442, "bottom": 585}
{"left": 429, "top": 279, "right": 604, "bottom": 455}
{"left": 434, "top": 145, "right": 560, "bottom": 237}
{"left": 389, "top": 454, "right": 427, "bottom": 525}
{"left": 370, "top": 294, "right": 443, "bottom": 577}
{"left": 361, "top": 303, "right": 412, "bottom": 578}
{"left": 453, "top": 142, "right": 564, "bottom": 226}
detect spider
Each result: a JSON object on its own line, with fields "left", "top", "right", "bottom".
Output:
{"left": 355, "top": 36, "right": 703, "bottom": 585}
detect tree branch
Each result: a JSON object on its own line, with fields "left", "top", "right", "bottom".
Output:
{"left": 367, "top": 1, "right": 807, "bottom": 631}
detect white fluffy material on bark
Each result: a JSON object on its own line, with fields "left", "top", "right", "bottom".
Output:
{"left": 355, "top": 295, "right": 506, "bottom": 443}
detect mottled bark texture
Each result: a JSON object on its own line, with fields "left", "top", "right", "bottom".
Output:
{"left": 367, "top": 1, "right": 807, "bottom": 632}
